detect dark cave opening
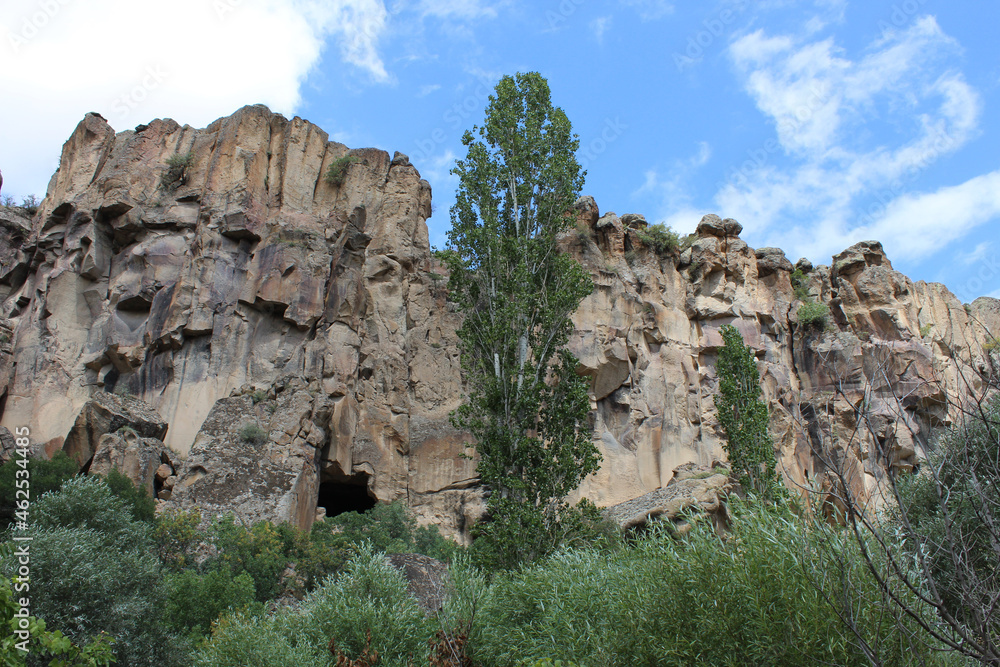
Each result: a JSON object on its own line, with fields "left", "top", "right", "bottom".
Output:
{"left": 317, "top": 471, "right": 377, "bottom": 518}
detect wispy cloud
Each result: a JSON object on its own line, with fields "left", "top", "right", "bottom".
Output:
{"left": 635, "top": 141, "right": 713, "bottom": 232}
{"left": 419, "top": 83, "right": 442, "bottom": 96}
{"left": 718, "top": 16, "right": 985, "bottom": 263}
{"left": 590, "top": 16, "right": 612, "bottom": 44}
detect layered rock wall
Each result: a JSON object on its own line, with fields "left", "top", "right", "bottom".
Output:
{"left": 0, "top": 106, "right": 996, "bottom": 537}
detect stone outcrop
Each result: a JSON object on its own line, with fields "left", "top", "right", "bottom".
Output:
{"left": 0, "top": 106, "right": 996, "bottom": 539}
{"left": 604, "top": 462, "right": 733, "bottom": 533}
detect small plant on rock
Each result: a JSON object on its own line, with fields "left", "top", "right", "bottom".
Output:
{"left": 325, "top": 155, "right": 360, "bottom": 186}
{"left": 797, "top": 301, "right": 829, "bottom": 330}
{"left": 239, "top": 422, "right": 268, "bottom": 446}
{"left": 161, "top": 152, "right": 194, "bottom": 189}
{"left": 634, "top": 223, "right": 679, "bottom": 255}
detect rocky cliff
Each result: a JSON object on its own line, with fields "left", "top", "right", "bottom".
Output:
{"left": 0, "top": 106, "right": 996, "bottom": 537}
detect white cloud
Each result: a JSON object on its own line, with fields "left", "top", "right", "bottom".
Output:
{"left": 413, "top": 0, "right": 498, "bottom": 20}
{"left": 719, "top": 16, "right": 985, "bottom": 263}
{"left": 419, "top": 83, "right": 442, "bottom": 96}
{"left": 851, "top": 171, "right": 1000, "bottom": 261}
{"left": 0, "top": 0, "right": 390, "bottom": 199}
{"left": 959, "top": 241, "right": 993, "bottom": 266}
{"left": 590, "top": 16, "right": 612, "bottom": 44}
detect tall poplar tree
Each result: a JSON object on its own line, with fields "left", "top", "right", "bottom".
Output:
{"left": 443, "top": 72, "right": 601, "bottom": 567}
{"left": 714, "top": 324, "right": 781, "bottom": 499}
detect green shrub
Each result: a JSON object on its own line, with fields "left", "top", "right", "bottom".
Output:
{"left": 920, "top": 323, "right": 933, "bottom": 338}
{"left": 0, "top": 450, "right": 77, "bottom": 528}
{"left": 6, "top": 476, "right": 185, "bottom": 667}
{"left": 19, "top": 194, "right": 40, "bottom": 215}
{"left": 1, "top": 575, "right": 116, "bottom": 665}
{"left": 324, "top": 155, "right": 360, "bottom": 186}
{"left": 797, "top": 301, "right": 830, "bottom": 330}
{"left": 155, "top": 508, "right": 203, "bottom": 570}
{"left": 278, "top": 543, "right": 434, "bottom": 666}
{"left": 163, "top": 568, "right": 255, "bottom": 639}
{"left": 457, "top": 502, "right": 946, "bottom": 667}
{"left": 634, "top": 223, "right": 679, "bottom": 255}
{"left": 193, "top": 605, "right": 314, "bottom": 667}
{"left": 211, "top": 516, "right": 288, "bottom": 602}
{"left": 790, "top": 268, "right": 810, "bottom": 300}
{"left": 32, "top": 475, "right": 151, "bottom": 547}
{"left": 250, "top": 389, "right": 268, "bottom": 404}
{"left": 105, "top": 467, "right": 157, "bottom": 522}
{"left": 892, "top": 393, "right": 1000, "bottom": 638}
{"left": 161, "top": 152, "right": 194, "bottom": 188}
{"left": 238, "top": 422, "right": 268, "bottom": 445}
{"left": 195, "top": 545, "right": 433, "bottom": 667}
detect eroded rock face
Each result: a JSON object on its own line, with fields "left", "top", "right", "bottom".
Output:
{"left": 0, "top": 107, "right": 996, "bottom": 539}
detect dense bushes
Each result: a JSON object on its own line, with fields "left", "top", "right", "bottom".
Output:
{"left": 451, "top": 502, "right": 950, "bottom": 667}
{"left": 0, "top": 458, "right": 970, "bottom": 665}
{"left": 196, "top": 545, "right": 433, "bottom": 667}
{"left": 0, "top": 450, "right": 77, "bottom": 528}
{"left": 634, "top": 223, "right": 680, "bottom": 254}
{"left": 6, "top": 477, "right": 184, "bottom": 667}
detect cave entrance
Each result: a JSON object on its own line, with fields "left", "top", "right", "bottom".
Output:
{"left": 317, "top": 470, "right": 377, "bottom": 518}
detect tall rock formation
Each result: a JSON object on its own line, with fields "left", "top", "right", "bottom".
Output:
{"left": 0, "top": 106, "right": 996, "bottom": 537}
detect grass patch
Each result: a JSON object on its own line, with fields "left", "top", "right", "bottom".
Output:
{"left": 239, "top": 422, "right": 268, "bottom": 446}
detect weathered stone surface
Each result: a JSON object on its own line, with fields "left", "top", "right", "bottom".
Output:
{"left": 604, "top": 462, "right": 733, "bottom": 532}
{"left": 1, "top": 106, "right": 997, "bottom": 541}
{"left": 696, "top": 214, "right": 743, "bottom": 238}
{"left": 755, "top": 247, "right": 793, "bottom": 277}
{"left": 166, "top": 383, "right": 329, "bottom": 530}
{"left": 90, "top": 430, "right": 175, "bottom": 498}
{"left": 63, "top": 392, "right": 168, "bottom": 468}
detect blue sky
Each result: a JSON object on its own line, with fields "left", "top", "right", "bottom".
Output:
{"left": 2, "top": 0, "right": 999, "bottom": 300}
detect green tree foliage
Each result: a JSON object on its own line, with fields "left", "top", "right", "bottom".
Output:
{"left": 0, "top": 450, "right": 77, "bottom": 528}
{"left": 324, "top": 155, "right": 360, "bottom": 186}
{"left": 195, "top": 545, "right": 433, "bottom": 667}
{"left": 104, "top": 467, "right": 156, "bottom": 522}
{"left": 5, "top": 476, "right": 185, "bottom": 667}
{"left": 634, "top": 223, "right": 680, "bottom": 255}
{"left": 713, "top": 324, "right": 781, "bottom": 499}
{"left": 1, "top": 576, "right": 116, "bottom": 666}
{"left": 162, "top": 568, "right": 255, "bottom": 639}
{"left": 796, "top": 301, "right": 830, "bottom": 330}
{"left": 443, "top": 71, "right": 600, "bottom": 568}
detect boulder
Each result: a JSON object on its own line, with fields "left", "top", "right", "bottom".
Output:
{"left": 62, "top": 393, "right": 168, "bottom": 469}
{"left": 90, "top": 430, "right": 176, "bottom": 498}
